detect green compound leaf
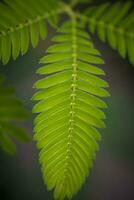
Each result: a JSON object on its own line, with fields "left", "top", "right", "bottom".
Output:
{"left": 33, "top": 19, "right": 109, "bottom": 200}
{"left": 0, "top": 0, "right": 62, "bottom": 65}
{"left": 83, "top": 1, "right": 134, "bottom": 65}
{"left": 0, "top": 74, "right": 30, "bottom": 155}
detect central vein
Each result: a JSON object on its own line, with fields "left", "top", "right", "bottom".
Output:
{"left": 63, "top": 17, "right": 77, "bottom": 183}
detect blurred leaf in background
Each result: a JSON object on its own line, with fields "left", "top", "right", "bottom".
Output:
{"left": 0, "top": 74, "right": 30, "bottom": 155}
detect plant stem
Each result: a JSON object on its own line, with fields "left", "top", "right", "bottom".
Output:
{"left": 62, "top": 2, "right": 75, "bottom": 18}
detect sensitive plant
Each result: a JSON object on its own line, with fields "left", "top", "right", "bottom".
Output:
{"left": 0, "top": 0, "right": 134, "bottom": 199}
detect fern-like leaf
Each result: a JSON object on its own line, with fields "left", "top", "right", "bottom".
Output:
{"left": 0, "top": 74, "right": 30, "bottom": 155}
{"left": 32, "top": 19, "right": 109, "bottom": 199}
{"left": 0, "top": 0, "right": 62, "bottom": 65}
{"left": 81, "top": 1, "right": 134, "bottom": 64}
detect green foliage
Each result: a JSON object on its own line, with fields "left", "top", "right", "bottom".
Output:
{"left": 82, "top": 1, "right": 134, "bottom": 64}
{"left": 0, "top": 74, "right": 30, "bottom": 155}
{"left": 0, "top": 1, "right": 133, "bottom": 65}
{"left": 0, "top": 0, "right": 61, "bottom": 64}
{"left": 0, "top": 0, "right": 133, "bottom": 199}
{"left": 32, "top": 19, "right": 109, "bottom": 199}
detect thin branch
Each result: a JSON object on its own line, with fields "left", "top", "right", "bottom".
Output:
{"left": 0, "top": 8, "right": 63, "bottom": 38}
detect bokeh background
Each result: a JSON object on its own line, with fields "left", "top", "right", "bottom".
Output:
{"left": 0, "top": 0, "right": 134, "bottom": 200}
